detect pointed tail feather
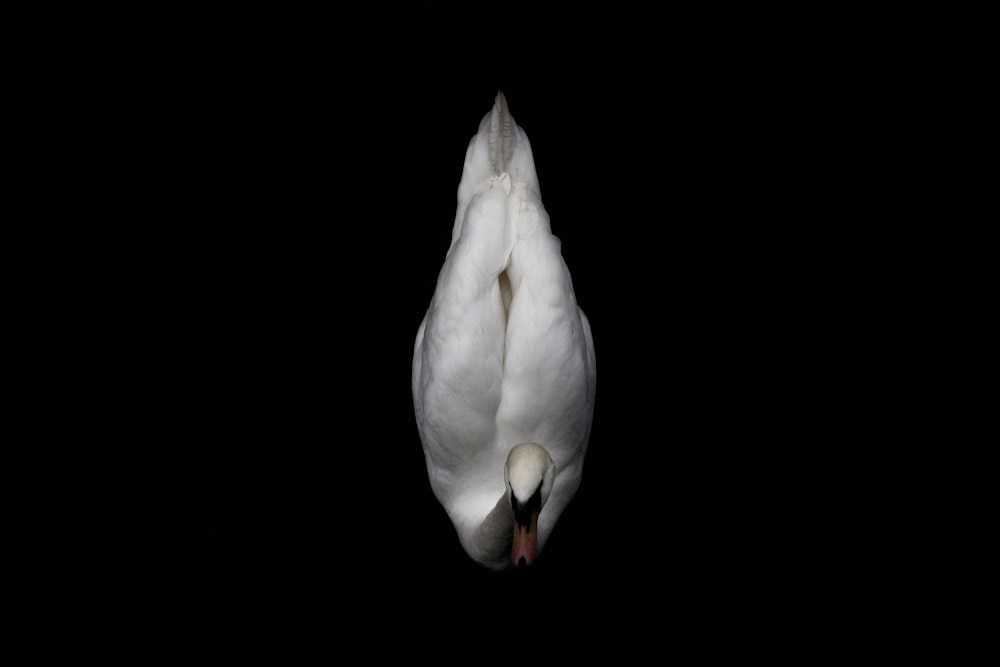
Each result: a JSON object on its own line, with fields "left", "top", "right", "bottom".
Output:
{"left": 488, "top": 92, "right": 515, "bottom": 175}
{"left": 452, "top": 92, "right": 541, "bottom": 249}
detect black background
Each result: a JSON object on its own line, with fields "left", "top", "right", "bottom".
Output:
{"left": 28, "top": 5, "right": 988, "bottom": 657}
{"left": 119, "top": 6, "right": 895, "bottom": 646}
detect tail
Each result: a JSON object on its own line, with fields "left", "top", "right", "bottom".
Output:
{"left": 456, "top": 92, "right": 540, "bottom": 204}
{"left": 487, "top": 92, "right": 516, "bottom": 175}
{"left": 450, "top": 92, "right": 542, "bottom": 252}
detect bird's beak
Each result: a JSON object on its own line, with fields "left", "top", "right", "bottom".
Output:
{"left": 512, "top": 511, "right": 539, "bottom": 567}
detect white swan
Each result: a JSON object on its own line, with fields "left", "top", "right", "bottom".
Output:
{"left": 412, "top": 92, "right": 596, "bottom": 570}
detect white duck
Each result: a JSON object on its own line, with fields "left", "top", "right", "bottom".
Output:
{"left": 412, "top": 92, "right": 596, "bottom": 570}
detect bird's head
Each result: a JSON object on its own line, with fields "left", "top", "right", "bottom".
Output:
{"left": 504, "top": 443, "right": 556, "bottom": 567}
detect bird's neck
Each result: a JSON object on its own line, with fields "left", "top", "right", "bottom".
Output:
{"left": 461, "top": 494, "right": 513, "bottom": 570}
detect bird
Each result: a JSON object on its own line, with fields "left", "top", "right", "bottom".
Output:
{"left": 411, "top": 92, "right": 596, "bottom": 570}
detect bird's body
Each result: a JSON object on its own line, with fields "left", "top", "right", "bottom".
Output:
{"left": 412, "top": 93, "right": 596, "bottom": 570}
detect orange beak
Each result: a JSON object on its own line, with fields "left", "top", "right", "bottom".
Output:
{"left": 511, "top": 510, "right": 539, "bottom": 567}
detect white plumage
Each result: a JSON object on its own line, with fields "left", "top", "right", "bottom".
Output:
{"left": 412, "top": 92, "right": 596, "bottom": 569}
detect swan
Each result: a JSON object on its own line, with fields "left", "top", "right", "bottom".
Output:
{"left": 411, "top": 92, "right": 596, "bottom": 570}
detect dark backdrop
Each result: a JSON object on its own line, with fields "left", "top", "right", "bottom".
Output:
{"left": 140, "top": 7, "right": 872, "bottom": 646}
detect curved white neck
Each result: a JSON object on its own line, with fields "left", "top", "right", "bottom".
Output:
{"left": 460, "top": 494, "right": 513, "bottom": 571}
